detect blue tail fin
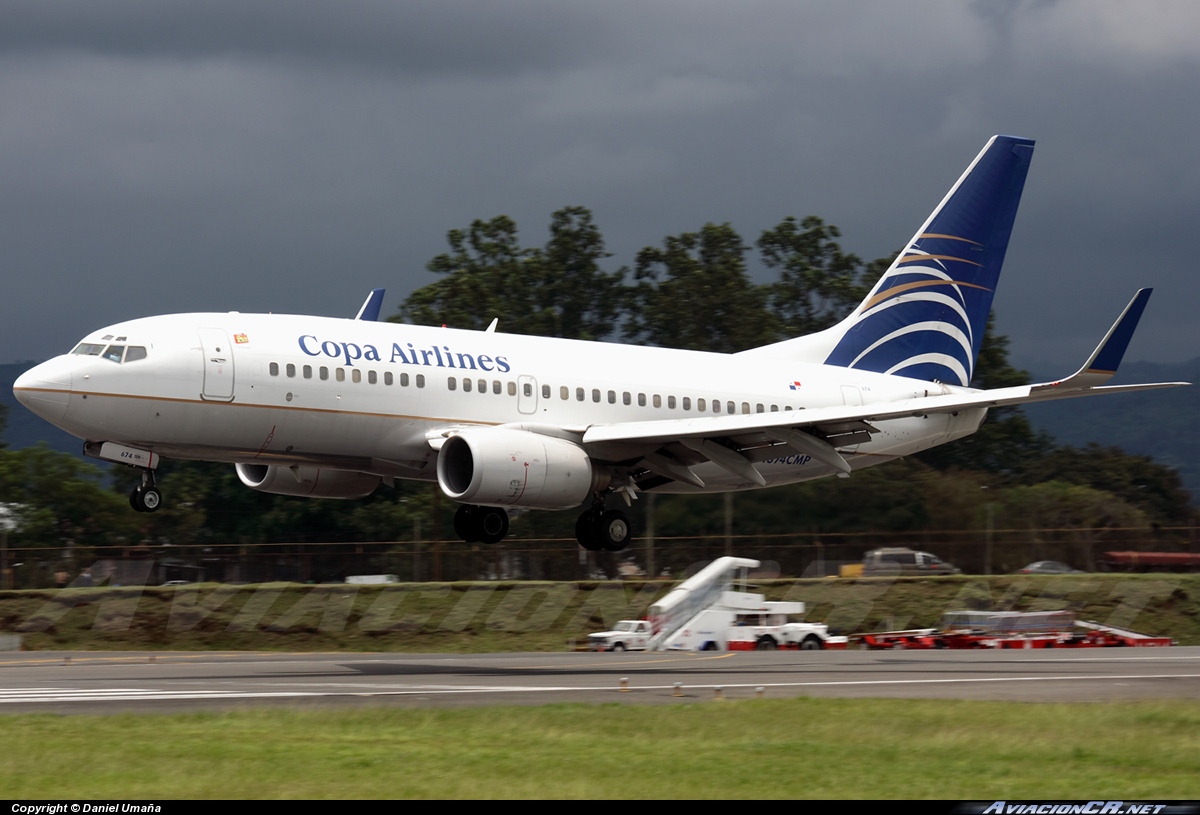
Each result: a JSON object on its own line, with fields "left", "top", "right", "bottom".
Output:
{"left": 822, "top": 135, "right": 1035, "bottom": 386}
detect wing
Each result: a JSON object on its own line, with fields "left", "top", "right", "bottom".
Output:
{"left": 580, "top": 289, "right": 1188, "bottom": 488}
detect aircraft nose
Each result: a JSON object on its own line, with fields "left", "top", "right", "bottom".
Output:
{"left": 13, "top": 360, "right": 72, "bottom": 424}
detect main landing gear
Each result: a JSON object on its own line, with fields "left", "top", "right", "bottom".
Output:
{"left": 575, "top": 501, "right": 632, "bottom": 552}
{"left": 129, "top": 470, "right": 161, "bottom": 513}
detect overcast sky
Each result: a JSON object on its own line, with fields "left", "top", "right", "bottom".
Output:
{"left": 3, "top": 1, "right": 1198, "bottom": 372}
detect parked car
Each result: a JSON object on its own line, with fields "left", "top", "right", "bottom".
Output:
{"left": 1016, "top": 561, "right": 1085, "bottom": 575}
{"left": 862, "top": 547, "right": 960, "bottom": 576}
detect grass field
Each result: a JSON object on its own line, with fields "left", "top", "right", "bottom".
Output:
{"left": 1, "top": 698, "right": 1198, "bottom": 799}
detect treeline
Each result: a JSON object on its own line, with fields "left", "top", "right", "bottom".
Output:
{"left": 0, "top": 209, "right": 1193, "bottom": 557}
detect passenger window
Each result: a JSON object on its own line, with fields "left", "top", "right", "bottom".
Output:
{"left": 336, "top": 368, "right": 345, "bottom": 382}
{"left": 480, "top": 379, "right": 487, "bottom": 394}
{"left": 741, "top": 402, "right": 750, "bottom": 414}
{"left": 448, "top": 377, "right": 458, "bottom": 391}
{"left": 576, "top": 387, "right": 585, "bottom": 401}
{"left": 524, "top": 382, "right": 533, "bottom": 397}
{"left": 303, "top": 365, "right": 312, "bottom": 379}
{"left": 385, "top": 372, "right": 393, "bottom": 386}
{"left": 653, "top": 394, "right": 662, "bottom": 408}
{"left": 638, "top": 393, "right": 646, "bottom": 407}
{"left": 607, "top": 390, "right": 616, "bottom": 404}
{"left": 400, "top": 373, "right": 410, "bottom": 386}
{"left": 756, "top": 403, "right": 764, "bottom": 413}
{"left": 508, "top": 382, "right": 516, "bottom": 396}
{"left": 352, "top": 369, "right": 361, "bottom": 384}
{"left": 416, "top": 374, "right": 425, "bottom": 388}
{"left": 494, "top": 380, "right": 502, "bottom": 394}
{"left": 592, "top": 389, "right": 601, "bottom": 403}
{"left": 561, "top": 386, "right": 569, "bottom": 400}
{"left": 728, "top": 401, "right": 736, "bottom": 414}
{"left": 368, "top": 370, "right": 377, "bottom": 384}
{"left": 668, "top": 396, "right": 676, "bottom": 409}
{"left": 698, "top": 398, "right": 706, "bottom": 412}
{"left": 320, "top": 367, "right": 329, "bottom": 381}
{"left": 770, "top": 404, "right": 778, "bottom": 412}
{"left": 125, "top": 346, "right": 147, "bottom": 363}
{"left": 713, "top": 400, "right": 721, "bottom": 414}
{"left": 286, "top": 363, "right": 296, "bottom": 378}
{"left": 542, "top": 384, "right": 551, "bottom": 399}
{"left": 623, "top": 392, "right": 631, "bottom": 406}
{"left": 269, "top": 362, "right": 279, "bottom": 376}
{"left": 682, "top": 397, "right": 691, "bottom": 411}
{"left": 463, "top": 378, "right": 473, "bottom": 393}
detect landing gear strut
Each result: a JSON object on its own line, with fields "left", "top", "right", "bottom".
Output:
{"left": 129, "top": 470, "right": 161, "bottom": 513}
{"left": 453, "top": 504, "right": 510, "bottom": 545}
{"left": 575, "top": 500, "right": 632, "bottom": 552}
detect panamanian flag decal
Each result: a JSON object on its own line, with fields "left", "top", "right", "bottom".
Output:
{"left": 788, "top": 381, "right": 802, "bottom": 390}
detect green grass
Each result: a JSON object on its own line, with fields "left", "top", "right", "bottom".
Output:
{"left": 1, "top": 699, "right": 1198, "bottom": 798}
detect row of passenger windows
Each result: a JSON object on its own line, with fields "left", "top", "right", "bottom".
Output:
{"left": 449, "top": 377, "right": 793, "bottom": 414}
{"left": 268, "top": 363, "right": 793, "bottom": 414}
{"left": 268, "top": 362, "right": 425, "bottom": 388}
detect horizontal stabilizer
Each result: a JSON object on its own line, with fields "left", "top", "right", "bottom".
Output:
{"left": 355, "top": 288, "right": 386, "bottom": 322}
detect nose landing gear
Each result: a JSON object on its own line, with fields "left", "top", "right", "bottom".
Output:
{"left": 129, "top": 471, "right": 161, "bottom": 513}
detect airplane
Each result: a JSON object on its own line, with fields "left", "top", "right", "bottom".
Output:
{"left": 13, "top": 135, "right": 1188, "bottom": 552}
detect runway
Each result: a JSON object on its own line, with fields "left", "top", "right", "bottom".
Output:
{"left": 1, "top": 646, "right": 1198, "bottom": 714}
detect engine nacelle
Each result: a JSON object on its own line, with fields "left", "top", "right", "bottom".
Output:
{"left": 235, "top": 463, "right": 381, "bottom": 499}
{"left": 436, "top": 427, "right": 599, "bottom": 510}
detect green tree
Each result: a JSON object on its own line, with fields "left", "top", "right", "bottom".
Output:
{"left": 393, "top": 207, "right": 624, "bottom": 340}
{"left": 0, "top": 402, "right": 7, "bottom": 449}
{"left": 758, "top": 215, "right": 870, "bottom": 335}
{"left": 629, "top": 223, "right": 776, "bottom": 353}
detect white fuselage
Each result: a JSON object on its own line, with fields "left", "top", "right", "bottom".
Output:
{"left": 14, "top": 312, "right": 987, "bottom": 497}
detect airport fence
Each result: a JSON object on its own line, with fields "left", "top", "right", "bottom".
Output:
{"left": 3, "top": 525, "right": 1199, "bottom": 589}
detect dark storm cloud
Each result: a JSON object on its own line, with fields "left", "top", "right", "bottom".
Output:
{"left": 2, "top": 1, "right": 1199, "bottom": 371}
{"left": 1, "top": 1, "right": 615, "bottom": 75}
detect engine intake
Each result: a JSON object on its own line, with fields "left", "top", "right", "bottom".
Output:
{"left": 436, "top": 427, "right": 600, "bottom": 510}
{"left": 235, "top": 463, "right": 380, "bottom": 499}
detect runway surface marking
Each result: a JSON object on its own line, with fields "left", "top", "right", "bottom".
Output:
{"left": 3, "top": 672, "right": 1199, "bottom": 705}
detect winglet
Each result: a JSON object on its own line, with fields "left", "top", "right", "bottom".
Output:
{"left": 355, "top": 289, "right": 386, "bottom": 321}
{"left": 1034, "top": 288, "right": 1152, "bottom": 392}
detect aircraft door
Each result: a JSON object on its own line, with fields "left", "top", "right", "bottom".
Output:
{"left": 198, "top": 328, "right": 235, "bottom": 401}
{"left": 517, "top": 375, "right": 537, "bottom": 415}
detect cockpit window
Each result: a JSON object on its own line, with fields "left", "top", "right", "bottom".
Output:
{"left": 72, "top": 343, "right": 105, "bottom": 356}
{"left": 125, "top": 346, "right": 148, "bottom": 362}
{"left": 102, "top": 345, "right": 125, "bottom": 363}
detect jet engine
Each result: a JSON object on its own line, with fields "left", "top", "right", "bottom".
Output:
{"left": 436, "top": 427, "right": 602, "bottom": 510}
{"left": 235, "top": 463, "right": 381, "bottom": 499}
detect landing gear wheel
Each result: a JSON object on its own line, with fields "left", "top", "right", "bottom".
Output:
{"left": 129, "top": 485, "right": 162, "bottom": 513}
{"left": 475, "top": 507, "right": 509, "bottom": 545}
{"left": 597, "top": 510, "right": 631, "bottom": 552}
{"left": 454, "top": 505, "right": 480, "bottom": 543}
{"left": 140, "top": 487, "right": 162, "bottom": 512}
{"left": 575, "top": 509, "right": 602, "bottom": 551}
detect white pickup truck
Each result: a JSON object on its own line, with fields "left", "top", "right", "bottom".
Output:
{"left": 588, "top": 620, "right": 652, "bottom": 652}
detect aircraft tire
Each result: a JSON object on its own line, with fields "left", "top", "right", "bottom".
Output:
{"left": 575, "top": 509, "right": 601, "bottom": 550}
{"left": 140, "top": 487, "right": 162, "bottom": 512}
{"left": 476, "top": 507, "right": 509, "bottom": 545}
{"left": 598, "top": 510, "right": 631, "bottom": 552}
{"left": 454, "top": 504, "right": 480, "bottom": 543}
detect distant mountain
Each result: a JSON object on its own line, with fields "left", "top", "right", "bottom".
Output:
{"left": 1022, "top": 357, "right": 1200, "bottom": 503}
{"left": 0, "top": 361, "right": 81, "bottom": 455}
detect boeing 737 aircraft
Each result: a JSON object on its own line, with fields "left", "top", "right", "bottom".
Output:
{"left": 13, "top": 135, "right": 1187, "bottom": 551}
